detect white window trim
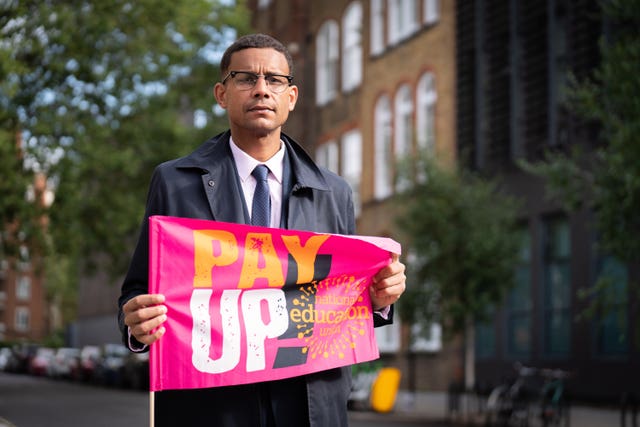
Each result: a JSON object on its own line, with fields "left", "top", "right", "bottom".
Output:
{"left": 340, "top": 129, "right": 363, "bottom": 217}
{"left": 315, "top": 140, "right": 339, "bottom": 173}
{"left": 316, "top": 21, "right": 339, "bottom": 106}
{"left": 416, "top": 72, "right": 437, "bottom": 154}
{"left": 388, "top": 0, "right": 419, "bottom": 45}
{"left": 342, "top": 1, "right": 363, "bottom": 92}
{"left": 423, "top": 0, "right": 440, "bottom": 25}
{"left": 15, "top": 307, "right": 30, "bottom": 333}
{"left": 374, "top": 95, "right": 393, "bottom": 200}
{"left": 370, "top": 0, "right": 385, "bottom": 55}
{"left": 16, "top": 275, "right": 31, "bottom": 301}
{"left": 394, "top": 84, "right": 413, "bottom": 192}
{"left": 375, "top": 318, "right": 402, "bottom": 353}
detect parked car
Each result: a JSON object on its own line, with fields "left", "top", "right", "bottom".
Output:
{"left": 0, "top": 347, "right": 12, "bottom": 371}
{"left": 72, "top": 345, "right": 101, "bottom": 382}
{"left": 121, "top": 351, "right": 149, "bottom": 390}
{"left": 5, "top": 343, "right": 38, "bottom": 374}
{"left": 29, "top": 347, "right": 55, "bottom": 376}
{"left": 93, "top": 343, "right": 129, "bottom": 387}
{"left": 48, "top": 347, "right": 80, "bottom": 379}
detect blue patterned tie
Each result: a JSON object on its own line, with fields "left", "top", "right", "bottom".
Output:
{"left": 251, "top": 164, "right": 271, "bottom": 227}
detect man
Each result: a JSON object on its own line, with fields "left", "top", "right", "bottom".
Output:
{"left": 118, "top": 33, "right": 406, "bottom": 426}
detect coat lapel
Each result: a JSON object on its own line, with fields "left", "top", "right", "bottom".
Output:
{"left": 175, "top": 131, "right": 250, "bottom": 225}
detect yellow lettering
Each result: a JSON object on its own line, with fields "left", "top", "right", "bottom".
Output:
{"left": 281, "top": 234, "right": 330, "bottom": 284}
{"left": 238, "top": 233, "right": 284, "bottom": 288}
{"left": 193, "top": 230, "right": 238, "bottom": 288}
{"left": 302, "top": 304, "right": 315, "bottom": 323}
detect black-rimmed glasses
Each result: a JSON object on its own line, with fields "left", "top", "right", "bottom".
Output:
{"left": 221, "top": 71, "right": 293, "bottom": 93}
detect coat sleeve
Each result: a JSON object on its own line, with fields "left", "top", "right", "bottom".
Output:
{"left": 117, "top": 165, "right": 169, "bottom": 348}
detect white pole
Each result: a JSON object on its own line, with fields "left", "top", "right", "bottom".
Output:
{"left": 150, "top": 391, "right": 155, "bottom": 427}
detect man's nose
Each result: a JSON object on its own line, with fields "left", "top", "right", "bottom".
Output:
{"left": 252, "top": 76, "right": 270, "bottom": 97}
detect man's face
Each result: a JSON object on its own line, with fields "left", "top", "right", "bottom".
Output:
{"left": 214, "top": 48, "right": 298, "bottom": 139}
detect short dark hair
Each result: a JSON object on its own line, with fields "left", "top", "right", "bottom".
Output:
{"left": 220, "top": 33, "right": 294, "bottom": 77}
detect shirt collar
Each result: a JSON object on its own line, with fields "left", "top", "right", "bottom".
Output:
{"left": 229, "top": 136, "right": 285, "bottom": 184}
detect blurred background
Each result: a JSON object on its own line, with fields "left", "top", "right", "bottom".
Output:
{"left": 1, "top": 0, "right": 638, "bottom": 425}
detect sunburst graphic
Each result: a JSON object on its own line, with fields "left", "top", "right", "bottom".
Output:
{"left": 291, "top": 274, "right": 371, "bottom": 361}
{"left": 291, "top": 282, "right": 317, "bottom": 341}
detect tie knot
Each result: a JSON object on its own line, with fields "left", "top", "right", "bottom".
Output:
{"left": 252, "top": 164, "right": 269, "bottom": 181}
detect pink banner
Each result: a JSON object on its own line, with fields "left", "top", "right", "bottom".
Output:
{"left": 148, "top": 215, "right": 400, "bottom": 392}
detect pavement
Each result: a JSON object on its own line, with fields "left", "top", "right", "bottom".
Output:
{"left": 361, "top": 390, "right": 625, "bottom": 427}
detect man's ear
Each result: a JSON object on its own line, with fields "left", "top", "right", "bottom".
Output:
{"left": 214, "top": 82, "right": 227, "bottom": 109}
{"left": 287, "top": 85, "right": 298, "bottom": 112}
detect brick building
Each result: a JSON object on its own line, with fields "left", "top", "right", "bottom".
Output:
{"left": 248, "top": 0, "right": 640, "bottom": 403}
{"left": 0, "top": 172, "right": 54, "bottom": 343}
{"left": 249, "top": 0, "right": 461, "bottom": 393}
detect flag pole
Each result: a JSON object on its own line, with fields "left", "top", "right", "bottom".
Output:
{"left": 150, "top": 391, "right": 155, "bottom": 427}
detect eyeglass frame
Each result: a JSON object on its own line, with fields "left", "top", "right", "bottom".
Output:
{"left": 221, "top": 70, "right": 294, "bottom": 93}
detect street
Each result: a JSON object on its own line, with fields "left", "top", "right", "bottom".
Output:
{"left": 0, "top": 372, "right": 432, "bottom": 426}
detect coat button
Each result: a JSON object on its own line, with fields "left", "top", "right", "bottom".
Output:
{"left": 208, "top": 180, "right": 215, "bottom": 187}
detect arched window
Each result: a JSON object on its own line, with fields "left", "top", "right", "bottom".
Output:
{"left": 416, "top": 72, "right": 436, "bottom": 155}
{"left": 416, "top": 72, "right": 437, "bottom": 182}
{"left": 374, "top": 95, "right": 393, "bottom": 200}
{"left": 316, "top": 20, "right": 339, "bottom": 106}
{"left": 315, "top": 140, "right": 339, "bottom": 173}
{"left": 342, "top": 2, "right": 363, "bottom": 92}
{"left": 423, "top": 0, "right": 440, "bottom": 24}
{"left": 341, "top": 129, "right": 362, "bottom": 216}
{"left": 370, "top": 0, "right": 385, "bottom": 55}
{"left": 388, "top": 0, "right": 419, "bottom": 45}
{"left": 394, "top": 84, "right": 413, "bottom": 191}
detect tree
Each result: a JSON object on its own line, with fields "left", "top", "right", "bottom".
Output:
{"left": 521, "top": 0, "right": 640, "bottom": 331}
{"left": 0, "top": 1, "right": 250, "bottom": 327}
{"left": 396, "top": 156, "right": 522, "bottom": 390}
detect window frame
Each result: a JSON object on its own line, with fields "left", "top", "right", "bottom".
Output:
{"left": 342, "top": 1, "right": 363, "bottom": 92}
{"left": 316, "top": 20, "right": 340, "bottom": 106}
{"left": 374, "top": 95, "right": 393, "bottom": 200}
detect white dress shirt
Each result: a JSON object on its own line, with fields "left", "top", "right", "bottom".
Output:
{"left": 229, "top": 137, "right": 285, "bottom": 228}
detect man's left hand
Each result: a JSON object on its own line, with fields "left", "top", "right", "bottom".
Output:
{"left": 370, "top": 253, "right": 406, "bottom": 311}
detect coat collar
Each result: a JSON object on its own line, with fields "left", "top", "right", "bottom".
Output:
{"left": 174, "top": 130, "right": 330, "bottom": 192}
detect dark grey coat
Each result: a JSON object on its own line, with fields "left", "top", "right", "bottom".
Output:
{"left": 118, "top": 131, "right": 393, "bottom": 426}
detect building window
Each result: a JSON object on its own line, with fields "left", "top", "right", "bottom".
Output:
{"left": 411, "top": 322, "right": 442, "bottom": 353}
{"left": 416, "top": 72, "right": 437, "bottom": 182}
{"left": 340, "top": 129, "right": 362, "bottom": 216}
{"left": 257, "top": 0, "right": 272, "bottom": 9}
{"left": 342, "top": 1, "right": 363, "bottom": 92}
{"left": 316, "top": 20, "right": 339, "bottom": 106}
{"left": 394, "top": 84, "right": 413, "bottom": 192}
{"left": 507, "top": 226, "right": 532, "bottom": 357}
{"left": 542, "top": 217, "right": 571, "bottom": 357}
{"left": 375, "top": 319, "right": 401, "bottom": 353}
{"left": 371, "top": 0, "right": 385, "bottom": 55}
{"left": 16, "top": 275, "right": 31, "bottom": 301}
{"left": 423, "top": 0, "right": 440, "bottom": 25}
{"left": 315, "top": 140, "right": 339, "bottom": 173}
{"left": 374, "top": 95, "right": 393, "bottom": 200}
{"left": 15, "top": 307, "right": 30, "bottom": 332}
{"left": 388, "top": 0, "right": 419, "bottom": 45}
{"left": 595, "top": 255, "right": 629, "bottom": 356}
{"left": 416, "top": 72, "right": 436, "bottom": 154}
{"left": 475, "top": 308, "right": 496, "bottom": 359}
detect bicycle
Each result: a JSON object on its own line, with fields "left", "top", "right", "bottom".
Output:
{"left": 536, "top": 368, "right": 571, "bottom": 427}
{"left": 486, "top": 363, "right": 540, "bottom": 427}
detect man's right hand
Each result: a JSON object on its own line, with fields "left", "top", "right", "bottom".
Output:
{"left": 122, "top": 294, "right": 167, "bottom": 346}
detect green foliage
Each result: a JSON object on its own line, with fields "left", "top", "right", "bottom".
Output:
{"left": 522, "top": 0, "right": 640, "bottom": 263}
{"left": 396, "top": 156, "right": 523, "bottom": 338}
{"left": 0, "top": 0, "right": 250, "bottom": 324}
{"left": 519, "top": 0, "right": 640, "bottom": 344}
